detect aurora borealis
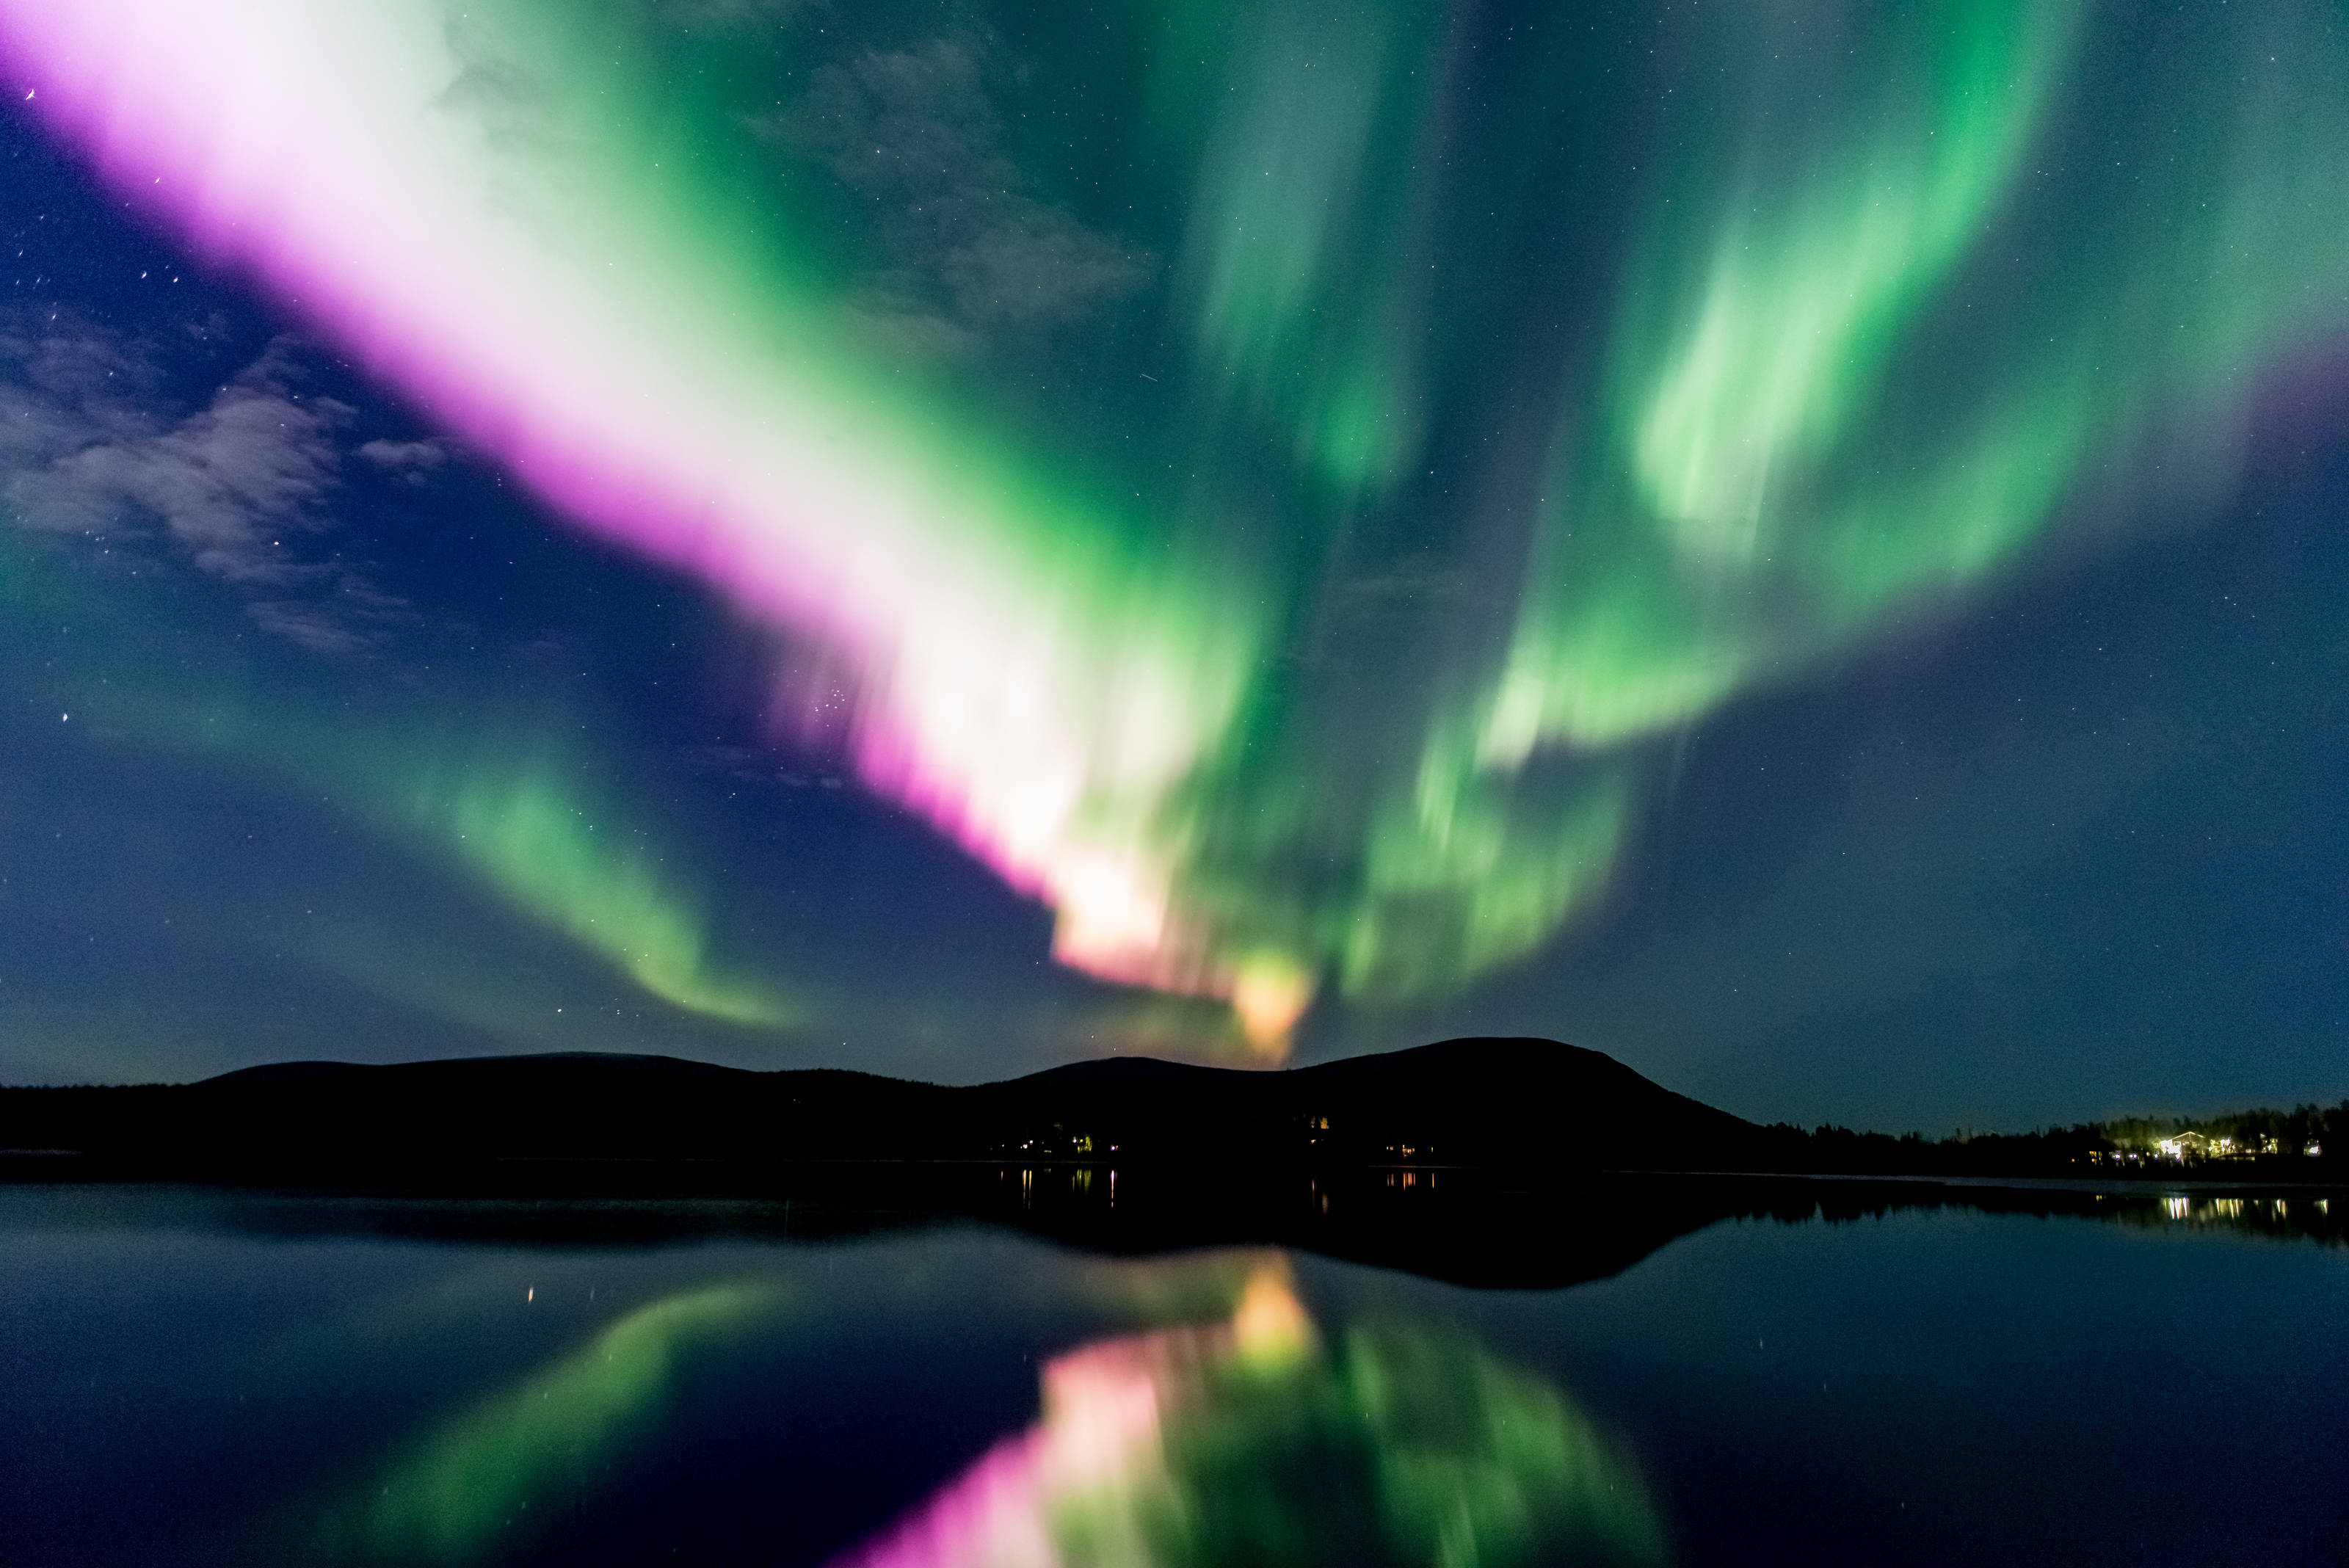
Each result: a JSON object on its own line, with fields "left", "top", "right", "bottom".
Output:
{"left": 3, "top": 0, "right": 2348, "bottom": 1119}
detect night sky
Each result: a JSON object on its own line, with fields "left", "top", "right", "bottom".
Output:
{"left": 1, "top": 0, "right": 2345, "bottom": 1130}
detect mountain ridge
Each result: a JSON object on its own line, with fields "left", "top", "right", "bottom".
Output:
{"left": 3, "top": 1036, "right": 1762, "bottom": 1178}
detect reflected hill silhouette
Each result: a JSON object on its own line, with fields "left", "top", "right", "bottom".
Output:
{"left": 8, "top": 1170, "right": 2339, "bottom": 1292}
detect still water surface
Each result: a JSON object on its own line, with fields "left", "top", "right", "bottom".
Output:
{"left": 3, "top": 1185, "right": 2343, "bottom": 1566}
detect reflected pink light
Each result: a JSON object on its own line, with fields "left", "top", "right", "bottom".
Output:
{"left": 828, "top": 1339, "right": 1172, "bottom": 1568}
{"left": 829, "top": 1270, "right": 1304, "bottom": 1568}
{"left": 832, "top": 1435, "right": 1061, "bottom": 1568}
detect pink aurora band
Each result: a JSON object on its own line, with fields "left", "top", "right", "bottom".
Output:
{"left": 17, "top": 1, "right": 2347, "bottom": 1057}
{"left": 0, "top": 0, "right": 1304, "bottom": 1046}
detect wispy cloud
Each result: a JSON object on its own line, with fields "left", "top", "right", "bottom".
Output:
{"left": 0, "top": 319, "right": 413, "bottom": 651}
{"left": 357, "top": 436, "right": 450, "bottom": 484}
{"left": 774, "top": 34, "right": 1151, "bottom": 355}
{"left": 637, "top": 0, "right": 802, "bottom": 29}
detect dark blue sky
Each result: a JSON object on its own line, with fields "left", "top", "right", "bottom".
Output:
{"left": 2, "top": 0, "right": 2345, "bottom": 1131}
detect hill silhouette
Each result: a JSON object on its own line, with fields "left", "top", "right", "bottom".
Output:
{"left": 0, "top": 1037, "right": 1763, "bottom": 1179}
{"left": 7, "top": 1040, "right": 2341, "bottom": 1288}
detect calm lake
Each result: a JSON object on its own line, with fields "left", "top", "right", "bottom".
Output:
{"left": 3, "top": 1182, "right": 2344, "bottom": 1567}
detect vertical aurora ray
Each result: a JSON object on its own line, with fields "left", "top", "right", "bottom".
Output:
{"left": 1479, "top": 0, "right": 2349, "bottom": 773}
{"left": 1480, "top": 0, "right": 2086, "bottom": 764}
{"left": 1164, "top": 0, "right": 1442, "bottom": 496}
{"left": 1628, "top": 1, "right": 2079, "bottom": 559}
{"left": 7, "top": 0, "right": 2349, "bottom": 1056}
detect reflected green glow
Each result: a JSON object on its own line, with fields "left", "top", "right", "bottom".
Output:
{"left": 1136, "top": 1324, "right": 1667, "bottom": 1567}
{"left": 839, "top": 1268, "right": 1666, "bottom": 1568}
{"left": 355, "top": 1285, "right": 779, "bottom": 1564}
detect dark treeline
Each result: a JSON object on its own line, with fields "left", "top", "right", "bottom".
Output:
{"left": 1754, "top": 1101, "right": 2349, "bottom": 1179}
{"left": 2099, "top": 1103, "right": 2347, "bottom": 1158}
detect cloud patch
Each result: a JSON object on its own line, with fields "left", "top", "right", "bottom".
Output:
{"left": 639, "top": 0, "right": 802, "bottom": 29}
{"left": 358, "top": 437, "right": 450, "bottom": 484}
{"left": 0, "top": 319, "right": 410, "bottom": 651}
{"left": 775, "top": 35, "right": 1150, "bottom": 354}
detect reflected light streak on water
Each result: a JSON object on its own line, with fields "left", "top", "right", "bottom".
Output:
{"left": 828, "top": 1263, "right": 1664, "bottom": 1568}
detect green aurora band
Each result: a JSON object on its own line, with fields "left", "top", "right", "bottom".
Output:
{"left": 400, "top": 750, "right": 796, "bottom": 1028}
{"left": 0, "top": 525, "right": 794, "bottom": 1034}
{"left": 7, "top": 0, "right": 2349, "bottom": 1053}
